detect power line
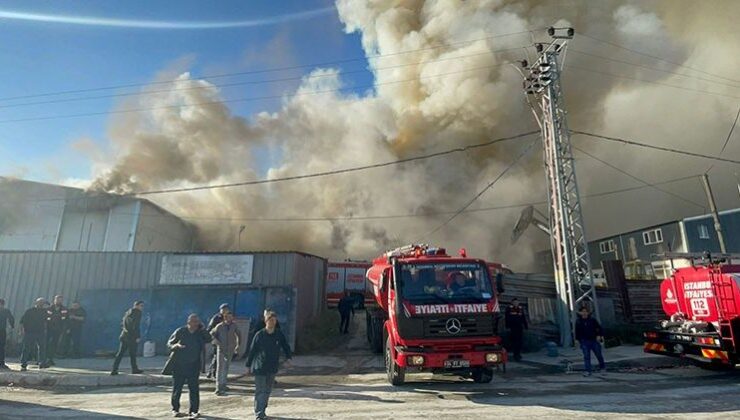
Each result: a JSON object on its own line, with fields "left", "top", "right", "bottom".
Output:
{"left": 572, "top": 145, "right": 705, "bottom": 209}
{"left": 565, "top": 64, "right": 740, "bottom": 100}
{"left": 25, "top": 173, "right": 700, "bottom": 223}
{"left": 0, "top": 47, "right": 525, "bottom": 110}
{"left": 11, "top": 131, "right": 539, "bottom": 202}
{"left": 572, "top": 130, "right": 740, "bottom": 164}
{"left": 577, "top": 32, "right": 739, "bottom": 84}
{"left": 424, "top": 138, "right": 538, "bottom": 238}
{"left": 0, "top": 62, "right": 516, "bottom": 124}
{"left": 135, "top": 131, "right": 539, "bottom": 196}
{"left": 707, "top": 105, "right": 740, "bottom": 174}
{"left": 568, "top": 49, "right": 740, "bottom": 89}
{"left": 0, "top": 28, "right": 542, "bottom": 103}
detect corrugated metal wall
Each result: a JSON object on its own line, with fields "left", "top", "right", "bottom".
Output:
{"left": 0, "top": 252, "right": 164, "bottom": 324}
{"left": 251, "top": 253, "right": 296, "bottom": 286}
{"left": 0, "top": 251, "right": 326, "bottom": 353}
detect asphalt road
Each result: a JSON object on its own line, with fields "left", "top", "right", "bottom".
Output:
{"left": 2, "top": 317, "right": 739, "bottom": 419}
{"left": 2, "top": 360, "right": 740, "bottom": 419}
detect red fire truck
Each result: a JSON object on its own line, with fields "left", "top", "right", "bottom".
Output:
{"left": 643, "top": 253, "right": 740, "bottom": 367}
{"left": 365, "top": 244, "right": 507, "bottom": 385}
{"left": 325, "top": 261, "right": 373, "bottom": 308}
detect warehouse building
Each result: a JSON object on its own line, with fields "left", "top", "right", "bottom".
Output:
{"left": 536, "top": 207, "right": 740, "bottom": 282}
{"left": 0, "top": 251, "right": 326, "bottom": 355}
{"left": 0, "top": 177, "right": 194, "bottom": 252}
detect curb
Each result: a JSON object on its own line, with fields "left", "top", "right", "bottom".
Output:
{"left": 0, "top": 371, "right": 171, "bottom": 388}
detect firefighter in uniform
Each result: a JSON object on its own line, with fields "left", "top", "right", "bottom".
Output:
{"left": 45, "top": 295, "right": 68, "bottom": 366}
{"left": 505, "top": 298, "right": 528, "bottom": 362}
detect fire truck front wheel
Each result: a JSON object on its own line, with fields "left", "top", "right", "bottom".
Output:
{"left": 472, "top": 367, "right": 494, "bottom": 383}
{"left": 385, "top": 337, "right": 406, "bottom": 386}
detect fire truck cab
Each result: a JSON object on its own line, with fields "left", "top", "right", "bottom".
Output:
{"left": 365, "top": 244, "right": 507, "bottom": 385}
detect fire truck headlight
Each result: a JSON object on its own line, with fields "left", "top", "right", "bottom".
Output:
{"left": 486, "top": 353, "right": 500, "bottom": 363}
{"left": 407, "top": 355, "right": 425, "bottom": 366}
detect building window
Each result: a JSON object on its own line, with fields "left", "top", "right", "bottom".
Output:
{"left": 642, "top": 228, "right": 663, "bottom": 245}
{"left": 698, "top": 224, "right": 710, "bottom": 240}
{"left": 599, "top": 240, "right": 615, "bottom": 254}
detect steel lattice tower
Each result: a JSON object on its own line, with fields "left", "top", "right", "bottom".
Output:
{"left": 521, "top": 27, "right": 600, "bottom": 345}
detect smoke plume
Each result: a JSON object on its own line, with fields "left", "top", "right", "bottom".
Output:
{"left": 88, "top": 1, "right": 740, "bottom": 269}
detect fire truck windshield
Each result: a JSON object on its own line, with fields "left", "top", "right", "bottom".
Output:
{"left": 397, "top": 262, "right": 493, "bottom": 303}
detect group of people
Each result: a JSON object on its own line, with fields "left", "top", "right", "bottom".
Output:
{"left": 506, "top": 299, "right": 606, "bottom": 376}
{"left": 108, "top": 300, "right": 291, "bottom": 420}
{"left": 0, "top": 295, "right": 86, "bottom": 371}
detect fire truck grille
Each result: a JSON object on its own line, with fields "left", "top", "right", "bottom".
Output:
{"left": 424, "top": 316, "right": 495, "bottom": 337}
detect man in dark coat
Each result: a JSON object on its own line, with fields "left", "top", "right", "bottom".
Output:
{"left": 111, "top": 301, "right": 144, "bottom": 375}
{"left": 20, "top": 298, "right": 49, "bottom": 371}
{"left": 165, "top": 313, "right": 212, "bottom": 418}
{"left": 337, "top": 292, "right": 355, "bottom": 334}
{"left": 44, "top": 295, "right": 68, "bottom": 366}
{"left": 575, "top": 306, "right": 606, "bottom": 376}
{"left": 205, "top": 303, "right": 230, "bottom": 379}
{"left": 62, "top": 301, "right": 86, "bottom": 358}
{"left": 505, "top": 298, "right": 528, "bottom": 362}
{"left": 0, "top": 298, "right": 16, "bottom": 370}
{"left": 246, "top": 310, "right": 292, "bottom": 420}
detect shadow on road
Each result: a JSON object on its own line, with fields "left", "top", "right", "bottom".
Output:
{"left": 0, "top": 399, "right": 143, "bottom": 419}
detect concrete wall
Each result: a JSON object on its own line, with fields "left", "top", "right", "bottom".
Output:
{"left": 134, "top": 203, "right": 193, "bottom": 252}
{"left": 0, "top": 179, "right": 194, "bottom": 252}
{"left": 0, "top": 180, "right": 67, "bottom": 250}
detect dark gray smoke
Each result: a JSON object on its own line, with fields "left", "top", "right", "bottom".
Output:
{"left": 87, "top": 1, "right": 740, "bottom": 268}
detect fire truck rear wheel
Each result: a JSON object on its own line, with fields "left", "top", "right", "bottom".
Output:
{"left": 386, "top": 337, "right": 406, "bottom": 386}
{"left": 472, "top": 367, "right": 493, "bottom": 383}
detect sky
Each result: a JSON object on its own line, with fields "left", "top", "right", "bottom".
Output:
{"left": 0, "top": 0, "right": 370, "bottom": 183}
{"left": 1, "top": 0, "right": 739, "bottom": 262}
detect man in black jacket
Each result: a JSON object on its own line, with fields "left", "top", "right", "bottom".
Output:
{"left": 246, "top": 310, "right": 292, "bottom": 420}
{"left": 575, "top": 306, "right": 606, "bottom": 376}
{"left": 505, "top": 298, "right": 528, "bottom": 362}
{"left": 337, "top": 292, "right": 355, "bottom": 334}
{"left": 111, "top": 301, "right": 144, "bottom": 375}
{"left": 166, "top": 313, "right": 212, "bottom": 419}
{"left": 0, "top": 298, "right": 16, "bottom": 370}
{"left": 20, "top": 298, "right": 48, "bottom": 371}
{"left": 45, "top": 295, "right": 68, "bottom": 366}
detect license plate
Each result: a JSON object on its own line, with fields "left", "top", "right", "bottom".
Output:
{"left": 444, "top": 359, "right": 470, "bottom": 368}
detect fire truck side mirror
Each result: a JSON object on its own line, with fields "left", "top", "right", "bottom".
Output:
{"left": 495, "top": 273, "right": 505, "bottom": 294}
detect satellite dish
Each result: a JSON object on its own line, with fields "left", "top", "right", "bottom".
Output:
{"left": 511, "top": 206, "right": 535, "bottom": 244}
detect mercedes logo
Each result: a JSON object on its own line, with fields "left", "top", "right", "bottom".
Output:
{"left": 445, "top": 318, "right": 462, "bottom": 334}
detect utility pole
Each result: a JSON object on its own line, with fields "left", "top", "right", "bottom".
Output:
{"left": 701, "top": 173, "right": 727, "bottom": 253}
{"left": 520, "top": 27, "right": 600, "bottom": 346}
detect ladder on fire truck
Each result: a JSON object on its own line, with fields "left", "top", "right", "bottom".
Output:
{"left": 711, "top": 269, "right": 738, "bottom": 354}
{"left": 660, "top": 252, "right": 740, "bottom": 353}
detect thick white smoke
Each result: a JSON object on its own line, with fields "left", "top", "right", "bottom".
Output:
{"left": 88, "top": 1, "right": 740, "bottom": 269}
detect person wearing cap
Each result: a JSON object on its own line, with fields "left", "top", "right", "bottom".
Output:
{"left": 111, "top": 300, "right": 145, "bottom": 375}
{"left": 0, "top": 298, "right": 16, "bottom": 370}
{"left": 19, "top": 298, "right": 49, "bottom": 371}
{"left": 206, "top": 303, "right": 230, "bottom": 379}
{"left": 246, "top": 310, "right": 292, "bottom": 420}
